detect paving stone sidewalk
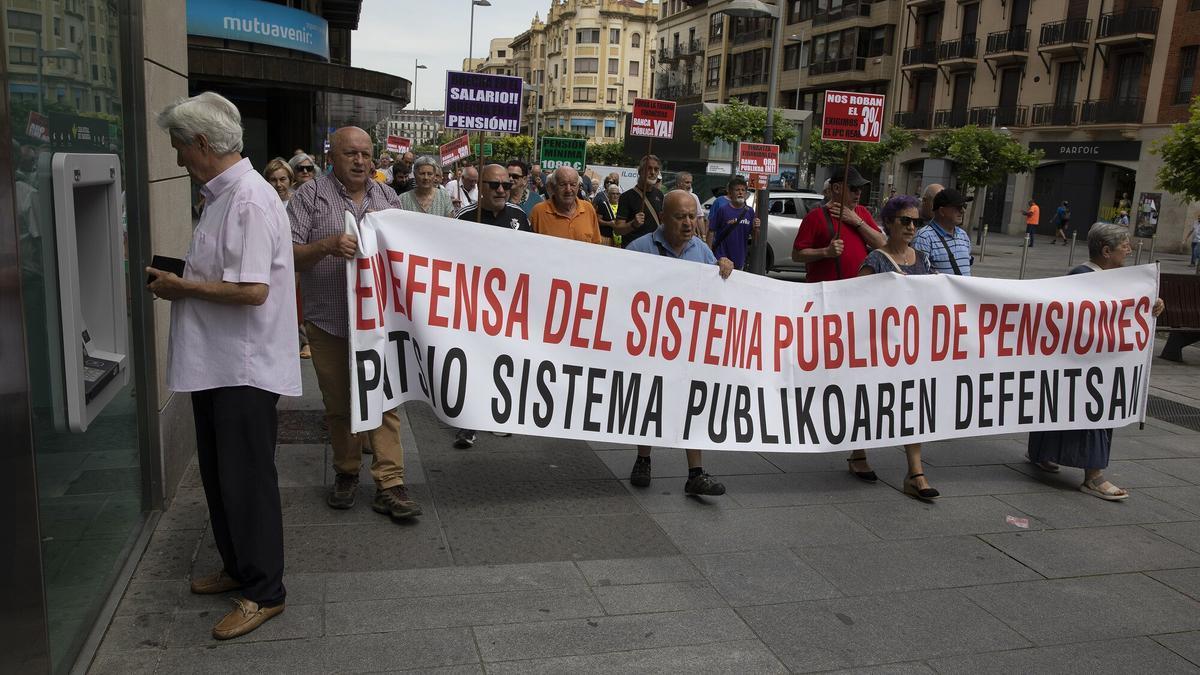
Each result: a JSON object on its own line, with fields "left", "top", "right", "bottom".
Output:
{"left": 87, "top": 236, "right": 1200, "bottom": 674}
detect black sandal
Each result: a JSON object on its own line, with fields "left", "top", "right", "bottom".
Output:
{"left": 847, "top": 457, "right": 878, "bottom": 483}
{"left": 904, "top": 473, "right": 939, "bottom": 502}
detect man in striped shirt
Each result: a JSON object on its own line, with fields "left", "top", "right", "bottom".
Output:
{"left": 912, "top": 187, "right": 973, "bottom": 276}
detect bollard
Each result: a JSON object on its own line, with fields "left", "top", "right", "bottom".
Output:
{"left": 980, "top": 224, "right": 989, "bottom": 262}
{"left": 1134, "top": 239, "right": 1144, "bottom": 265}
{"left": 1067, "top": 231, "right": 1077, "bottom": 269}
{"left": 1019, "top": 235, "right": 1030, "bottom": 279}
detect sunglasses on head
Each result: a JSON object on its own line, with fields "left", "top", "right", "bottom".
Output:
{"left": 296, "top": 165, "right": 315, "bottom": 173}
{"left": 484, "top": 180, "right": 514, "bottom": 191}
{"left": 895, "top": 216, "right": 923, "bottom": 227}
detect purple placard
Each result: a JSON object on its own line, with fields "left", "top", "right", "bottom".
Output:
{"left": 444, "top": 71, "right": 524, "bottom": 134}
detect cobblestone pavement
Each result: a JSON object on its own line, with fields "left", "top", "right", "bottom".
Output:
{"left": 89, "top": 232, "right": 1200, "bottom": 674}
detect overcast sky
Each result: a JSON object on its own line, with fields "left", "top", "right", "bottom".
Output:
{"left": 352, "top": 0, "right": 546, "bottom": 111}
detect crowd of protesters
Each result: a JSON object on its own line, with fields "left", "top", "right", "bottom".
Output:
{"left": 146, "top": 91, "right": 1166, "bottom": 642}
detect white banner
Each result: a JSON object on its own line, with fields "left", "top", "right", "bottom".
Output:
{"left": 346, "top": 210, "right": 1159, "bottom": 453}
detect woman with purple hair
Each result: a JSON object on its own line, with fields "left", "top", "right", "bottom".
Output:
{"left": 846, "top": 194, "right": 940, "bottom": 501}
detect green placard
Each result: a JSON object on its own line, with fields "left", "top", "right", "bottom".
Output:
{"left": 473, "top": 141, "right": 494, "bottom": 156}
{"left": 539, "top": 137, "right": 587, "bottom": 171}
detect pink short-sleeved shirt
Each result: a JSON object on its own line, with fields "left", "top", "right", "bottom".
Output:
{"left": 166, "top": 158, "right": 302, "bottom": 396}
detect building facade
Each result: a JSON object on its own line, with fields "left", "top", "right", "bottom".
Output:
{"left": 465, "top": 37, "right": 518, "bottom": 76}
{"left": 508, "top": 0, "right": 657, "bottom": 142}
{"left": 890, "top": 0, "right": 1195, "bottom": 248}
{"left": 382, "top": 109, "right": 446, "bottom": 147}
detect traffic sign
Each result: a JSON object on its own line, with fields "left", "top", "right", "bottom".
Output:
{"left": 440, "top": 134, "right": 471, "bottom": 166}
{"left": 737, "top": 142, "right": 780, "bottom": 175}
{"left": 821, "top": 90, "right": 886, "bottom": 143}
{"left": 629, "top": 98, "right": 676, "bottom": 139}
{"left": 539, "top": 137, "right": 588, "bottom": 171}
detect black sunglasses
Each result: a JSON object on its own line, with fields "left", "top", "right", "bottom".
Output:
{"left": 484, "top": 180, "right": 514, "bottom": 191}
{"left": 896, "top": 216, "right": 923, "bottom": 227}
{"left": 509, "top": 173, "right": 525, "bottom": 180}
{"left": 295, "top": 165, "right": 315, "bottom": 173}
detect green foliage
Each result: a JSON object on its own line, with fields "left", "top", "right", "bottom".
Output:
{"left": 587, "top": 140, "right": 631, "bottom": 166}
{"left": 691, "top": 98, "right": 798, "bottom": 153}
{"left": 925, "top": 125, "right": 1042, "bottom": 192}
{"left": 490, "top": 134, "right": 534, "bottom": 162}
{"left": 809, "top": 126, "right": 916, "bottom": 178}
{"left": 1153, "top": 97, "right": 1200, "bottom": 202}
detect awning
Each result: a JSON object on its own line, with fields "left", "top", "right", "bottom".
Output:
{"left": 570, "top": 118, "right": 596, "bottom": 127}
{"left": 604, "top": 120, "right": 616, "bottom": 129}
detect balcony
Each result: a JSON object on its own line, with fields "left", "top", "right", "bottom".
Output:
{"left": 1097, "top": 7, "right": 1159, "bottom": 45}
{"left": 934, "top": 109, "right": 969, "bottom": 128}
{"left": 905, "top": 0, "right": 943, "bottom": 9}
{"left": 894, "top": 110, "right": 933, "bottom": 129}
{"left": 730, "top": 27, "right": 772, "bottom": 44}
{"left": 681, "top": 38, "right": 705, "bottom": 55}
{"left": 970, "top": 105, "right": 1028, "bottom": 126}
{"left": 808, "top": 56, "right": 867, "bottom": 76}
{"left": 1079, "top": 97, "right": 1145, "bottom": 124}
{"left": 1039, "top": 18, "right": 1091, "bottom": 54}
{"left": 654, "top": 82, "right": 703, "bottom": 100}
{"left": 727, "top": 72, "right": 769, "bottom": 88}
{"left": 984, "top": 28, "right": 1030, "bottom": 65}
{"left": 901, "top": 43, "right": 938, "bottom": 71}
{"left": 937, "top": 37, "right": 979, "bottom": 70}
{"left": 813, "top": 1, "right": 871, "bottom": 26}
{"left": 1030, "top": 102, "right": 1079, "bottom": 126}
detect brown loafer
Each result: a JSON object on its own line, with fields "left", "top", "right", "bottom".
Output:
{"left": 190, "top": 570, "right": 242, "bottom": 595}
{"left": 212, "top": 598, "right": 285, "bottom": 640}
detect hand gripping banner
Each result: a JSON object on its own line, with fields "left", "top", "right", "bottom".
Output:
{"left": 346, "top": 210, "right": 1158, "bottom": 453}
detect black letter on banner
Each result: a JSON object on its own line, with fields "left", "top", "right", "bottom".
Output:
{"left": 956, "top": 376, "right": 973, "bottom": 429}
{"left": 441, "top": 348, "right": 467, "bottom": 417}
{"left": 562, "top": 365, "right": 583, "bottom": 430}
{"left": 534, "top": 361, "right": 556, "bottom": 427}
{"left": 684, "top": 381, "right": 707, "bottom": 440}
{"left": 388, "top": 331, "right": 411, "bottom": 394}
{"left": 584, "top": 368, "right": 605, "bottom": 432}
{"left": 492, "top": 355, "right": 513, "bottom": 422}
{"left": 734, "top": 386, "right": 753, "bottom": 443}
{"left": 1085, "top": 367, "right": 1104, "bottom": 422}
{"left": 355, "top": 349, "right": 382, "bottom": 423}
{"left": 823, "top": 386, "right": 846, "bottom": 444}
{"left": 709, "top": 384, "right": 731, "bottom": 443}
{"left": 608, "top": 371, "right": 641, "bottom": 435}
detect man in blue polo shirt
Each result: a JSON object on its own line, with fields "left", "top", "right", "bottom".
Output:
{"left": 912, "top": 187, "right": 973, "bottom": 276}
{"left": 625, "top": 190, "right": 734, "bottom": 497}
{"left": 708, "top": 176, "right": 760, "bottom": 270}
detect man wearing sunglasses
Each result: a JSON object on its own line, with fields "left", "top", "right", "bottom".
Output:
{"left": 912, "top": 187, "right": 973, "bottom": 276}
{"left": 456, "top": 164, "right": 531, "bottom": 232}
{"left": 505, "top": 159, "right": 544, "bottom": 215}
{"left": 791, "top": 165, "right": 885, "bottom": 282}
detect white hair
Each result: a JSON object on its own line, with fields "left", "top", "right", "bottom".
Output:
{"left": 822, "top": 178, "right": 831, "bottom": 191}
{"left": 155, "top": 91, "right": 244, "bottom": 155}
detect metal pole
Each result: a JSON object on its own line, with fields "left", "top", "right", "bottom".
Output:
{"left": 979, "top": 224, "right": 988, "bottom": 262}
{"left": 1149, "top": 234, "right": 1156, "bottom": 263}
{"left": 1134, "top": 239, "right": 1144, "bottom": 265}
{"left": 1018, "top": 235, "right": 1030, "bottom": 279}
{"left": 414, "top": 60, "right": 420, "bottom": 109}
{"left": 531, "top": 90, "right": 541, "bottom": 163}
{"left": 468, "top": 0, "right": 476, "bottom": 66}
{"left": 1067, "top": 230, "right": 1077, "bottom": 269}
{"left": 749, "top": 5, "right": 784, "bottom": 276}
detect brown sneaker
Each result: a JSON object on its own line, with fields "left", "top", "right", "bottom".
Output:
{"left": 190, "top": 570, "right": 241, "bottom": 595}
{"left": 327, "top": 472, "right": 359, "bottom": 510}
{"left": 372, "top": 484, "right": 423, "bottom": 519}
{"left": 212, "top": 598, "right": 285, "bottom": 640}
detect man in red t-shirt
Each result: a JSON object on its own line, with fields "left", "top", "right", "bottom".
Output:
{"left": 792, "top": 166, "right": 886, "bottom": 281}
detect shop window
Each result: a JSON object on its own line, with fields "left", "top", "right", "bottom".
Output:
{"left": 1176, "top": 47, "right": 1198, "bottom": 104}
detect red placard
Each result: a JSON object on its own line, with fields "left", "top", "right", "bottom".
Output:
{"left": 821, "top": 90, "right": 886, "bottom": 143}
{"left": 26, "top": 111, "right": 49, "bottom": 143}
{"left": 629, "top": 98, "right": 676, "bottom": 138}
{"left": 749, "top": 173, "right": 770, "bottom": 190}
{"left": 738, "top": 142, "right": 780, "bottom": 175}
{"left": 439, "top": 134, "right": 471, "bottom": 166}
{"left": 386, "top": 135, "right": 411, "bottom": 154}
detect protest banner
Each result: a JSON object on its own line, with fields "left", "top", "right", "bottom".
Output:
{"left": 540, "top": 137, "right": 588, "bottom": 171}
{"left": 444, "top": 71, "right": 524, "bottom": 133}
{"left": 345, "top": 210, "right": 1158, "bottom": 453}
{"left": 385, "top": 135, "right": 411, "bottom": 154}
{"left": 26, "top": 111, "right": 49, "bottom": 143}
{"left": 822, "top": 90, "right": 886, "bottom": 143}
{"left": 738, "top": 142, "right": 780, "bottom": 175}
{"left": 439, "top": 134, "right": 470, "bottom": 166}
{"left": 629, "top": 98, "right": 676, "bottom": 139}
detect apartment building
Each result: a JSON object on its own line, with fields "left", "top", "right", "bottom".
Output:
{"left": 383, "top": 109, "right": 445, "bottom": 147}
{"left": 507, "top": 0, "right": 657, "bottom": 142}
{"left": 464, "top": 38, "right": 517, "bottom": 76}
{"left": 891, "top": 0, "right": 1195, "bottom": 246}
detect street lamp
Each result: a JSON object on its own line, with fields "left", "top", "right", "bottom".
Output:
{"left": 414, "top": 60, "right": 428, "bottom": 109}
{"left": 724, "top": 0, "right": 783, "bottom": 276}
{"left": 468, "top": 0, "right": 491, "bottom": 66}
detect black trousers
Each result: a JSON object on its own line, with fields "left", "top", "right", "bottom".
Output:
{"left": 192, "top": 386, "right": 286, "bottom": 607}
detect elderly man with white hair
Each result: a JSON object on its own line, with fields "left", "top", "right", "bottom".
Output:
{"left": 148, "top": 91, "right": 300, "bottom": 640}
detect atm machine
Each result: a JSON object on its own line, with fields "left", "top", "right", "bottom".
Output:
{"left": 50, "top": 153, "right": 128, "bottom": 432}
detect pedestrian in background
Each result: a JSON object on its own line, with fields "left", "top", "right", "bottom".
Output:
{"left": 913, "top": 188, "right": 973, "bottom": 276}
{"left": 289, "top": 126, "right": 421, "bottom": 521}
{"left": 614, "top": 155, "right": 664, "bottom": 248}
{"left": 149, "top": 91, "right": 300, "bottom": 640}
{"left": 708, "top": 176, "right": 759, "bottom": 270}
{"left": 398, "top": 156, "right": 454, "bottom": 217}
{"left": 446, "top": 166, "right": 479, "bottom": 212}
{"left": 918, "top": 183, "right": 944, "bottom": 222}
{"left": 592, "top": 173, "right": 620, "bottom": 245}
{"left": 389, "top": 151, "right": 416, "bottom": 194}
{"left": 288, "top": 152, "right": 318, "bottom": 188}
{"left": 263, "top": 157, "right": 294, "bottom": 205}
{"left": 1052, "top": 200, "right": 1071, "bottom": 244}
{"left": 506, "top": 159, "right": 544, "bottom": 215}
{"left": 1188, "top": 215, "right": 1200, "bottom": 267}
{"left": 674, "top": 171, "right": 708, "bottom": 243}
{"left": 1026, "top": 222, "right": 1165, "bottom": 500}
{"left": 1021, "top": 199, "right": 1040, "bottom": 246}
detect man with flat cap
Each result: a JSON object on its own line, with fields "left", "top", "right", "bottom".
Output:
{"left": 791, "top": 166, "right": 885, "bottom": 282}
{"left": 912, "top": 187, "right": 974, "bottom": 276}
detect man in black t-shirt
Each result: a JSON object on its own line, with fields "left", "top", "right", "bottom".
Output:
{"left": 456, "top": 163, "right": 531, "bottom": 232}
{"left": 614, "top": 155, "right": 664, "bottom": 247}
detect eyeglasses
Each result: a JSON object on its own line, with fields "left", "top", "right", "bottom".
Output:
{"left": 295, "top": 165, "right": 315, "bottom": 173}
{"left": 484, "top": 180, "right": 514, "bottom": 191}
{"left": 896, "top": 216, "right": 923, "bottom": 227}
{"left": 509, "top": 173, "right": 525, "bottom": 180}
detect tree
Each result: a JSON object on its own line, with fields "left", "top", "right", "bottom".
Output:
{"left": 691, "top": 98, "right": 798, "bottom": 153}
{"left": 588, "top": 140, "right": 631, "bottom": 166}
{"left": 490, "top": 134, "right": 534, "bottom": 162}
{"left": 809, "top": 126, "right": 916, "bottom": 181}
{"left": 1153, "top": 97, "right": 1200, "bottom": 202}
{"left": 926, "top": 125, "right": 1042, "bottom": 233}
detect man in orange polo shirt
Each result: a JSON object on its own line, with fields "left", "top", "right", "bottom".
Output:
{"left": 1021, "top": 199, "right": 1040, "bottom": 246}
{"left": 530, "top": 167, "right": 603, "bottom": 244}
